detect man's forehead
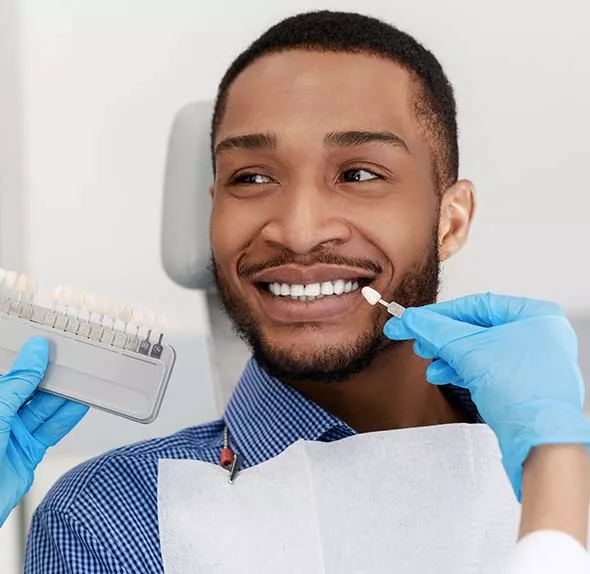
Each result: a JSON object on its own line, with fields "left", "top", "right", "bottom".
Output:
{"left": 228, "top": 48, "right": 412, "bottom": 84}
{"left": 216, "top": 49, "right": 416, "bottom": 144}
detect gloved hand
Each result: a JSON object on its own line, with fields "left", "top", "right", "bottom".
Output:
{"left": 383, "top": 293, "right": 590, "bottom": 501}
{"left": 0, "top": 337, "right": 88, "bottom": 526}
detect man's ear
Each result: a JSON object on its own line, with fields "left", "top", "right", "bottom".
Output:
{"left": 209, "top": 184, "right": 215, "bottom": 199}
{"left": 438, "top": 179, "right": 476, "bottom": 262}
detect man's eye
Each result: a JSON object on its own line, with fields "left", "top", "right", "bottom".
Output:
{"left": 340, "top": 169, "right": 380, "bottom": 183}
{"left": 232, "top": 173, "right": 274, "bottom": 185}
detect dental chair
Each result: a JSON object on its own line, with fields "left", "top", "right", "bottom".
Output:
{"left": 161, "top": 101, "right": 250, "bottom": 406}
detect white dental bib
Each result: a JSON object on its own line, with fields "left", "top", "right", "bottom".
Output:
{"left": 158, "top": 423, "right": 521, "bottom": 573}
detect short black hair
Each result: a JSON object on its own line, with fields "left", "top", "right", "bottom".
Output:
{"left": 211, "top": 10, "right": 459, "bottom": 191}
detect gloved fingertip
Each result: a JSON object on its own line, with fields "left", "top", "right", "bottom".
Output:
{"left": 23, "top": 337, "right": 50, "bottom": 358}
{"left": 8, "top": 337, "right": 49, "bottom": 379}
{"left": 58, "top": 399, "right": 90, "bottom": 423}
{"left": 426, "top": 374, "right": 458, "bottom": 386}
{"left": 426, "top": 359, "right": 460, "bottom": 386}
{"left": 426, "top": 377, "right": 451, "bottom": 386}
{"left": 70, "top": 402, "right": 90, "bottom": 419}
{"left": 413, "top": 339, "right": 436, "bottom": 360}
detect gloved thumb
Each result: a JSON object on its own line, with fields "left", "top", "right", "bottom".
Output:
{"left": 426, "top": 358, "right": 463, "bottom": 386}
{"left": 0, "top": 337, "right": 49, "bottom": 417}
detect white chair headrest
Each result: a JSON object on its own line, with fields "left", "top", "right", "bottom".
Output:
{"left": 161, "top": 101, "right": 214, "bottom": 289}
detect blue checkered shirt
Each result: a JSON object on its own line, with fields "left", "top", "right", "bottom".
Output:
{"left": 25, "top": 357, "right": 479, "bottom": 573}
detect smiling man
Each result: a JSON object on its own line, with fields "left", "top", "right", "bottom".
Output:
{"left": 25, "top": 10, "right": 481, "bottom": 573}
{"left": 208, "top": 16, "right": 477, "bottom": 431}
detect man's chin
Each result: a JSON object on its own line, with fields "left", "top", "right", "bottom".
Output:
{"left": 249, "top": 331, "right": 393, "bottom": 384}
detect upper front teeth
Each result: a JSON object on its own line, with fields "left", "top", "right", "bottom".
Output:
{"left": 268, "top": 280, "right": 360, "bottom": 299}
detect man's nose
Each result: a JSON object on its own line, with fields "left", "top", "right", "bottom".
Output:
{"left": 259, "top": 182, "right": 352, "bottom": 254}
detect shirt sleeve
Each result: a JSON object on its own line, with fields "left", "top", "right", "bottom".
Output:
{"left": 25, "top": 507, "right": 128, "bottom": 574}
{"left": 502, "top": 530, "right": 590, "bottom": 574}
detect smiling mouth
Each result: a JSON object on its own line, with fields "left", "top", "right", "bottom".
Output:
{"left": 256, "top": 278, "right": 372, "bottom": 302}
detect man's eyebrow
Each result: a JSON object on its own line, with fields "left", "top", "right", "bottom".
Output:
{"left": 324, "top": 130, "right": 410, "bottom": 153}
{"left": 215, "top": 133, "right": 277, "bottom": 157}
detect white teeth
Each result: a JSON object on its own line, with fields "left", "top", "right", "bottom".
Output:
{"left": 304, "top": 283, "right": 321, "bottom": 296}
{"left": 267, "top": 279, "right": 363, "bottom": 299}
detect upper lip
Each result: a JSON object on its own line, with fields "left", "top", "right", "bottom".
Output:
{"left": 250, "top": 264, "right": 377, "bottom": 285}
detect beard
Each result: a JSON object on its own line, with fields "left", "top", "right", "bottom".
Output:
{"left": 210, "top": 227, "right": 440, "bottom": 385}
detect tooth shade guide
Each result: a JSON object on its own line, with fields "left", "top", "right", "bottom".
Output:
{"left": 361, "top": 286, "right": 406, "bottom": 319}
{"left": 0, "top": 274, "right": 170, "bottom": 356}
{"left": 0, "top": 274, "right": 177, "bottom": 424}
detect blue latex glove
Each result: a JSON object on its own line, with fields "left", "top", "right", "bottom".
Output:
{"left": 383, "top": 293, "right": 590, "bottom": 501}
{"left": 0, "top": 337, "right": 88, "bottom": 526}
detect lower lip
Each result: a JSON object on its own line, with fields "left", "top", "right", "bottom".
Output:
{"left": 255, "top": 287, "right": 366, "bottom": 323}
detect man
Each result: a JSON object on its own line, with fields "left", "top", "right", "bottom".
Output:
{"left": 21, "top": 10, "right": 590, "bottom": 572}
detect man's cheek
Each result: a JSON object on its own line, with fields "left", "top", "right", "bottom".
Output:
{"left": 374, "top": 221, "right": 434, "bottom": 265}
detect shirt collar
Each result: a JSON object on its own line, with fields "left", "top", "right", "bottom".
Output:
{"left": 223, "top": 358, "right": 355, "bottom": 466}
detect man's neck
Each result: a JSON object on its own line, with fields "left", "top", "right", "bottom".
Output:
{"left": 287, "top": 342, "right": 467, "bottom": 433}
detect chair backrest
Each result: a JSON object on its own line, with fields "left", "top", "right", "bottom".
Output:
{"left": 161, "top": 101, "right": 251, "bottom": 403}
{"left": 161, "top": 100, "right": 215, "bottom": 290}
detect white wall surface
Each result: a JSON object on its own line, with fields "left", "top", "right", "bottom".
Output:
{"left": 15, "top": 0, "right": 590, "bottom": 314}
{"left": 0, "top": 0, "right": 26, "bottom": 269}
{"left": 1, "top": 0, "right": 590, "bottom": 572}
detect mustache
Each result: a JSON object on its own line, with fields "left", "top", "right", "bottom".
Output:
{"left": 237, "top": 251, "right": 383, "bottom": 279}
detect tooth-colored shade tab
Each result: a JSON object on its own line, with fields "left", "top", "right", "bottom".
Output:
{"left": 52, "top": 285, "right": 64, "bottom": 302}
{"left": 62, "top": 288, "right": 73, "bottom": 306}
{"left": 27, "top": 277, "right": 39, "bottom": 296}
{"left": 16, "top": 274, "right": 29, "bottom": 292}
{"left": 156, "top": 314, "right": 169, "bottom": 331}
{"left": 84, "top": 292, "right": 96, "bottom": 312}
{"left": 4, "top": 271, "right": 18, "bottom": 290}
{"left": 120, "top": 306, "right": 134, "bottom": 323}
{"left": 96, "top": 298, "right": 110, "bottom": 316}
{"left": 108, "top": 301, "right": 120, "bottom": 318}
{"left": 361, "top": 286, "right": 382, "bottom": 306}
{"left": 133, "top": 309, "right": 145, "bottom": 326}
{"left": 71, "top": 291, "right": 84, "bottom": 308}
